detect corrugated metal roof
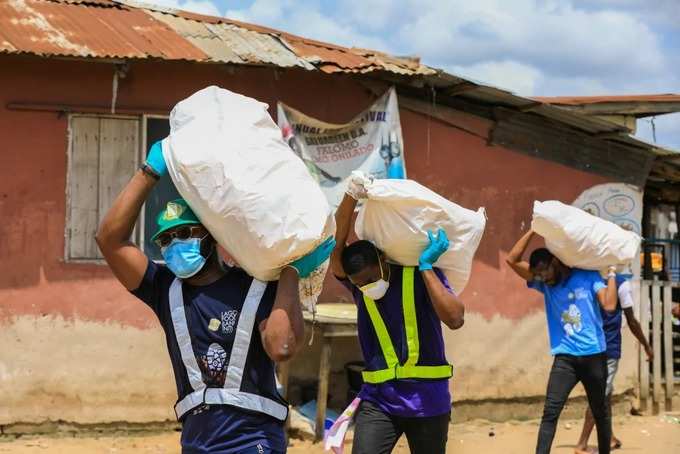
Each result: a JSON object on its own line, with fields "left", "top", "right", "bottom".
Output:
{"left": 47, "top": 0, "right": 118, "bottom": 5}
{"left": 0, "top": 0, "right": 206, "bottom": 60}
{"left": 534, "top": 94, "right": 680, "bottom": 106}
{"left": 207, "top": 23, "right": 309, "bottom": 68}
{"left": 437, "top": 80, "right": 678, "bottom": 155}
{"left": 351, "top": 49, "right": 436, "bottom": 76}
{"left": 0, "top": 0, "right": 427, "bottom": 83}
{"left": 454, "top": 84, "right": 629, "bottom": 133}
{"left": 0, "top": 0, "right": 437, "bottom": 75}
{"left": 0, "top": 0, "right": 677, "bottom": 160}
{"left": 533, "top": 94, "right": 680, "bottom": 119}
{"left": 148, "top": 11, "right": 312, "bottom": 68}
{"left": 286, "top": 38, "right": 373, "bottom": 73}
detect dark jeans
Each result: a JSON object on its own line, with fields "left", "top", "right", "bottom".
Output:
{"left": 536, "top": 353, "right": 611, "bottom": 454}
{"left": 352, "top": 400, "right": 450, "bottom": 454}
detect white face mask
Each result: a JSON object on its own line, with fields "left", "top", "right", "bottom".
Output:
{"left": 360, "top": 278, "right": 389, "bottom": 300}
{"left": 358, "top": 255, "right": 390, "bottom": 300}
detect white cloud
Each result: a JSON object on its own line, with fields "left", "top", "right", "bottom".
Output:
{"left": 226, "top": 0, "right": 285, "bottom": 24}
{"left": 335, "top": 0, "right": 402, "bottom": 32}
{"left": 147, "top": 0, "right": 221, "bottom": 16}
{"left": 225, "top": 0, "right": 388, "bottom": 50}
{"left": 449, "top": 60, "right": 543, "bottom": 96}
{"left": 581, "top": 0, "right": 680, "bottom": 29}
{"left": 396, "top": 0, "right": 665, "bottom": 81}
{"left": 183, "top": 0, "right": 221, "bottom": 16}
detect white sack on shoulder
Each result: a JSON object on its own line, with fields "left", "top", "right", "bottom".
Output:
{"left": 355, "top": 179, "right": 486, "bottom": 293}
{"left": 163, "top": 86, "right": 334, "bottom": 308}
{"left": 531, "top": 200, "right": 640, "bottom": 270}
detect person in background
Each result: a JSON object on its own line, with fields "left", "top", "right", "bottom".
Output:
{"left": 330, "top": 176, "right": 465, "bottom": 454}
{"left": 574, "top": 274, "right": 654, "bottom": 454}
{"left": 507, "top": 230, "right": 618, "bottom": 454}
{"left": 96, "top": 141, "right": 334, "bottom": 454}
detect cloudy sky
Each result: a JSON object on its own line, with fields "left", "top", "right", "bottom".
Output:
{"left": 151, "top": 0, "right": 680, "bottom": 149}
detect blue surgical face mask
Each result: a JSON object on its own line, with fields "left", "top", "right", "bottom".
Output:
{"left": 161, "top": 236, "right": 208, "bottom": 279}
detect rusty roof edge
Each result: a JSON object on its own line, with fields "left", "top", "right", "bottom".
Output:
{"left": 417, "top": 70, "right": 621, "bottom": 127}
{"left": 625, "top": 136, "right": 680, "bottom": 156}
{"left": 117, "top": 0, "right": 336, "bottom": 71}
{"left": 113, "top": 0, "right": 196, "bottom": 18}
{"left": 272, "top": 35, "right": 316, "bottom": 70}
{"left": 534, "top": 94, "right": 680, "bottom": 105}
{"left": 450, "top": 75, "right": 637, "bottom": 132}
{"left": 48, "top": 0, "right": 125, "bottom": 7}
{"left": 113, "top": 0, "right": 410, "bottom": 63}
{"left": 113, "top": 0, "right": 321, "bottom": 43}
{"left": 394, "top": 69, "right": 680, "bottom": 155}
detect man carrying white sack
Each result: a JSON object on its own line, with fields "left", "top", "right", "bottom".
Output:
{"left": 329, "top": 175, "right": 465, "bottom": 454}
{"left": 96, "top": 141, "right": 335, "bottom": 454}
{"left": 507, "top": 230, "right": 618, "bottom": 454}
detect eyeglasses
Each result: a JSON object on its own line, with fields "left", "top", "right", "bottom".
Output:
{"left": 155, "top": 225, "right": 204, "bottom": 248}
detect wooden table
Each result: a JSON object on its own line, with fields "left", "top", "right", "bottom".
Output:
{"left": 279, "top": 303, "right": 358, "bottom": 442}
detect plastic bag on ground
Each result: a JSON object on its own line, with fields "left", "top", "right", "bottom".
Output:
{"left": 355, "top": 178, "right": 486, "bottom": 293}
{"left": 163, "top": 86, "right": 335, "bottom": 310}
{"left": 531, "top": 200, "right": 640, "bottom": 270}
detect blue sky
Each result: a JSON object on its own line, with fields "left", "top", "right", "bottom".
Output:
{"left": 151, "top": 0, "right": 680, "bottom": 150}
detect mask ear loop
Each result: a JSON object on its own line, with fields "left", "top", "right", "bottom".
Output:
{"left": 373, "top": 245, "right": 389, "bottom": 282}
{"left": 197, "top": 232, "right": 221, "bottom": 268}
{"left": 374, "top": 245, "right": 384, "bottom": 281}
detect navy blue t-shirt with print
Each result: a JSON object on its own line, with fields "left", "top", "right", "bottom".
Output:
{"left": 131, "top": 260, "right": 286, "bottom": 454}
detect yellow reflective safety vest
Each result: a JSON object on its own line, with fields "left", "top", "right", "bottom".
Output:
{"left": 361, "top": 266, "right": 453, "bottom": 384}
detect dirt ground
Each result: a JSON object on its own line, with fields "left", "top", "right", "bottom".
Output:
{"left": 1, "top": 415, "right": 678, "bottom": 454}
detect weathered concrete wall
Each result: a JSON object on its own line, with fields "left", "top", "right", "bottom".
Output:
{"left": 0, "top": 314, "right": 175, "bottom": 424}
{"left": 0, "top": 55, "right": 634, "bottom": 425}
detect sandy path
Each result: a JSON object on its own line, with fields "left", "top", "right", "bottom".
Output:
{"left": 1, "top": 415, "right": 678, "bottom": 453}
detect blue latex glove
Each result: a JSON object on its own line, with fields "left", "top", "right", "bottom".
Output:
{"left": 146, "top": 140, "right": 168, "bottom": 177}
{"left": 290, "top": 237, "right": 336, "bottom": 278}
{"left": 419, "top": 228, "right": 449, "bottom": 271}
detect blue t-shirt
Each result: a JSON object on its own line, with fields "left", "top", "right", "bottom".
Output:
{"left": 131, "top": 261, "right": 286, "bottom": 454}
{"left": 528, "top": 268, "right": 607, "bottom": 356}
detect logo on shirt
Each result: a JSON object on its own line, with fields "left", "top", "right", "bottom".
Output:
{"left": 208, "top": 318, "right": 221, "bottom": 332}
{"left": 573, "top": 287, "right": 589, "bottom": 300}
{"left": 198, "top": 343, "right": 228, "bottom": 387}
{"left": 221, "top": 310, "right": 238, "bottom": 334}
{"left": 561, "top": 304, "right": 583, "bottom": 337}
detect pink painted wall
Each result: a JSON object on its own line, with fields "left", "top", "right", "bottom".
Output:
{"left": 0, "top": 55, "right": 615, "bottom": 423}
{"left": 0, "top": 55, "right": 609, "bottom": 324}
